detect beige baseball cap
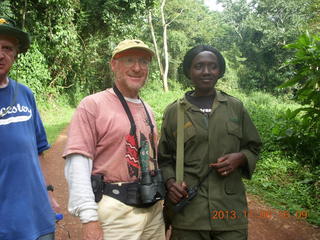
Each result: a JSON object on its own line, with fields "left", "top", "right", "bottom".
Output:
{"left": 111, "top": 39, "right": 155, "bottom": 59}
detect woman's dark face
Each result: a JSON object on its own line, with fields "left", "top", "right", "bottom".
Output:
{"left": 189, "top": 51, "right": 221, "bottom": 96}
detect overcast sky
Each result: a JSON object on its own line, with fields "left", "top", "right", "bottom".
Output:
{"left": 203, "top": 0, "right": 224, "bottom": 11}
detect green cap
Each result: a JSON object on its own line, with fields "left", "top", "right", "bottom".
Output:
{"left": 112, "top": 39, "right": 155, "bottom": 59}
{"left": 0, "top": 17, "right": 30, "bottom": 53}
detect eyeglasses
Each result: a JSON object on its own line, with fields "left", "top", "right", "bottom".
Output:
{"left": 117, "top": 56, "right": 151, "bottom": 69}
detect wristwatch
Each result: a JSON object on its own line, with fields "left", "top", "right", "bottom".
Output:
{"left": 46, "top": 184, "right": 54, "bottom": 192}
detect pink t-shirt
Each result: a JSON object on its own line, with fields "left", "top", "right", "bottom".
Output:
{"left": 63, "top": 89, "right": 158, "bottom": 183}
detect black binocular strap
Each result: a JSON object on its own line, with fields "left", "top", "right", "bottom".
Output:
{"left": 113, "top": 84, "right": 157, "bottom": 163}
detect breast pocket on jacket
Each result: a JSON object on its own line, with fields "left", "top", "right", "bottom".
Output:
{"left": 184, "top": 121, "right": 196, "bottom": 144}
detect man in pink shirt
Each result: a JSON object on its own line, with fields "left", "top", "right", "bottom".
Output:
{"left": 63, "top": 39, "right": 165, "bottom": 240}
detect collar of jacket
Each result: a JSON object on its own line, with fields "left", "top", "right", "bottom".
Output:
{"left": 181, "top": 89, "right": 228, "bottom": 112}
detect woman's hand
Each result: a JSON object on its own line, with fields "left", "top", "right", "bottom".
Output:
{"left": 210, "top": 152, "right": 246, "bottom": 176}
{"left": 166, "top": 178, "right": 189, "bottom": 204}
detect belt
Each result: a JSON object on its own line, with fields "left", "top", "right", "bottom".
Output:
{"left": 103, "top": 182, "right": 156, "bottom": 208}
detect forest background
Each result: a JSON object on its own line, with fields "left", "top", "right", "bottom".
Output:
{"left": 1, "top": 0, "right": 319, "bottom": 225}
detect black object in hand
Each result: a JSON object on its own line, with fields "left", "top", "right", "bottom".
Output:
{"left": 173, "top": 187, "right": 198, "bottom": 213}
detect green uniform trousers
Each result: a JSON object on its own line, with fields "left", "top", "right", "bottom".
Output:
{"left": 170, "top": 228, "right": 247, "bottom": 240}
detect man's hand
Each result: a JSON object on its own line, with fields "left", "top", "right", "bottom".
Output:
{"left": 166, "top": 178, "right": 188, "bottom": 204}
{"left": 210, "top": 152, "right": 247, "bottom": 176}
{"left": 38, "top": 154, "right": 62, "bottom": 213}
{"left": 82, "top": 221, "right": 103, "bottom": 240}
{"left": 47, "top": 191, "right": 61, "bottom": 213}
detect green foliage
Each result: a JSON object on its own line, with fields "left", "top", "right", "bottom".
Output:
{"left": 3, "top": 0, "right": 156, "bottom": 104}
{"left": 150, "top": 0, "right": 224, "bottom": 85}
{"left": 281, "top": 32, "right": 320, "bottom": 112}
{"left": 41, "top": 102, "right": 74, "bottom": 144}
{"left": 218, "top": 0, "right": 314, "bottom": 92}
{"left": 74, "top": 0, "right": 156, "bottom": 97}
{"left": 38, "top": 87, "right": 75, "bottom": 145}
{"left": 80, "top": 0, "right": 154, "bottom": 36}
{"left": 272, "top": 109, "right": 320, "bottom": 166}
{"left": 8, "top": 0, "right": 83, "bottom": 101}
{"left": 0, "top": 0, "right": 12, "bottom": 16}
{"left": 9, "top": 42, "right": 53, "bottom": 105}
{"left": 273, "top": 32, "right": 320, "bottom": 166}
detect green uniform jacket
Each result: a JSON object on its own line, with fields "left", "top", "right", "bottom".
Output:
{"left": 158, "top": 90, "right": 262, "bottom": 231}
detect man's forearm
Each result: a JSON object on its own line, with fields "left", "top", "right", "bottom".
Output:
{"left": 65, "top": 154, "right": 99, "bottom": 223}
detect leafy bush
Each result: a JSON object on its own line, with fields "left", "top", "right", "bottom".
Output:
{"left": 272, "top": 109, "right": 320, "bottom": 166}
{"left": 9, "top": 42, "right": 54, "bottom": 105}
{"left": 274, "top": 32, "right": 320, "bottom": 166}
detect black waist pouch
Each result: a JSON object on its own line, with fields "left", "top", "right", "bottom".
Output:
{"left": 91, "top": 170, "right": 165, "bottom": 208}
{"left": 91, "top": 174, "right": 104, "bottom": 202}
{"left": 103, "top": 182, "right": 155, "bottom": 208}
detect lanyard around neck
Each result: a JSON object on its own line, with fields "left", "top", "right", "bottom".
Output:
{"left": 112, "top": 85, "right": 156, "bottom": 160}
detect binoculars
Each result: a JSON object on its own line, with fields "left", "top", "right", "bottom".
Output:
{"left": 140, "top": 169, "right": 166, "bottom": 204}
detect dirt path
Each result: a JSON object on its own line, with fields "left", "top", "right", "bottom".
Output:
{"left": 43, "top": 127, "right": 320, "bottom": 240}
{"left": 42, "top": 128, "right": 82, "bottom": 239}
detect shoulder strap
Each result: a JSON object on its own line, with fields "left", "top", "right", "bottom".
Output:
{"left": 176, "top": 98, "right": 213, "bottom": 187}
{"left": 176, "top": 99, "right": 185, "bottom": 183}
{"left": 113, "top": 84, "right": 136, "bottom": 136}
{"left": 113, "top": 84, "right": 158, "bottom": 168}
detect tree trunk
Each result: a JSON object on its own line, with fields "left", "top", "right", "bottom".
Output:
{"left": 22, "top": 0, "right": 27, "bottom": 30}
{"left": 161, "top": 0, "right": 169, "bottom": 92}
{"left": 148, "top": 11, "right": 164, "bottom": 84}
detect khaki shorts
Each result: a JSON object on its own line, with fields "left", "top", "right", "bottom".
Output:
{"left": 98, "top": 195, "right": 165, "bottom": 240}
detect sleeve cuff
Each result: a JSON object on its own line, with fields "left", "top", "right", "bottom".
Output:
{"left": 80, "top": 209, "right": 99, "bottom": 223}
{"left": 240, "top": 149, "right": 257, "bottom": 179}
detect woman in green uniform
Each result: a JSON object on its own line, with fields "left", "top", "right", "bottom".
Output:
{"left": 158, "top": 45, "right": 262, "bottom": 240}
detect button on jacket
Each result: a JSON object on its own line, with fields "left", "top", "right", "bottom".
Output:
{"left": 158, "top": 90, "right": 262, "bottom": 231}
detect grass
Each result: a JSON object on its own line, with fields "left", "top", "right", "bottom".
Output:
{"left": 245, "top": 151, "right": 320, "bottom": 226}
{"left": 39, "top": 100, "right": 74, "bottom": 145}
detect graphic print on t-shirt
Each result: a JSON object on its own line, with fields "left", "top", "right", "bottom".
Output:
{"left": 0, "top": 103, "right": 32, "bottom": 126}
{"left": 139, "top": 133, "right": 149, "bottom": 173}
{"left": 125, "top": 133, "right": 140, "bottom": 177}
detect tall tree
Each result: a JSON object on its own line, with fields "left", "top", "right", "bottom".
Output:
{"left": 218, "top": 0, "right": 314, "bottom": 92}
{"left": 148, "top": 10, "right": 164, "bottom": 83}
{"left": 149, "top": 0, "right": 223, "bottom": 90}
{"left": 149, "top": 0, "right": 184, "bottom": 91}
